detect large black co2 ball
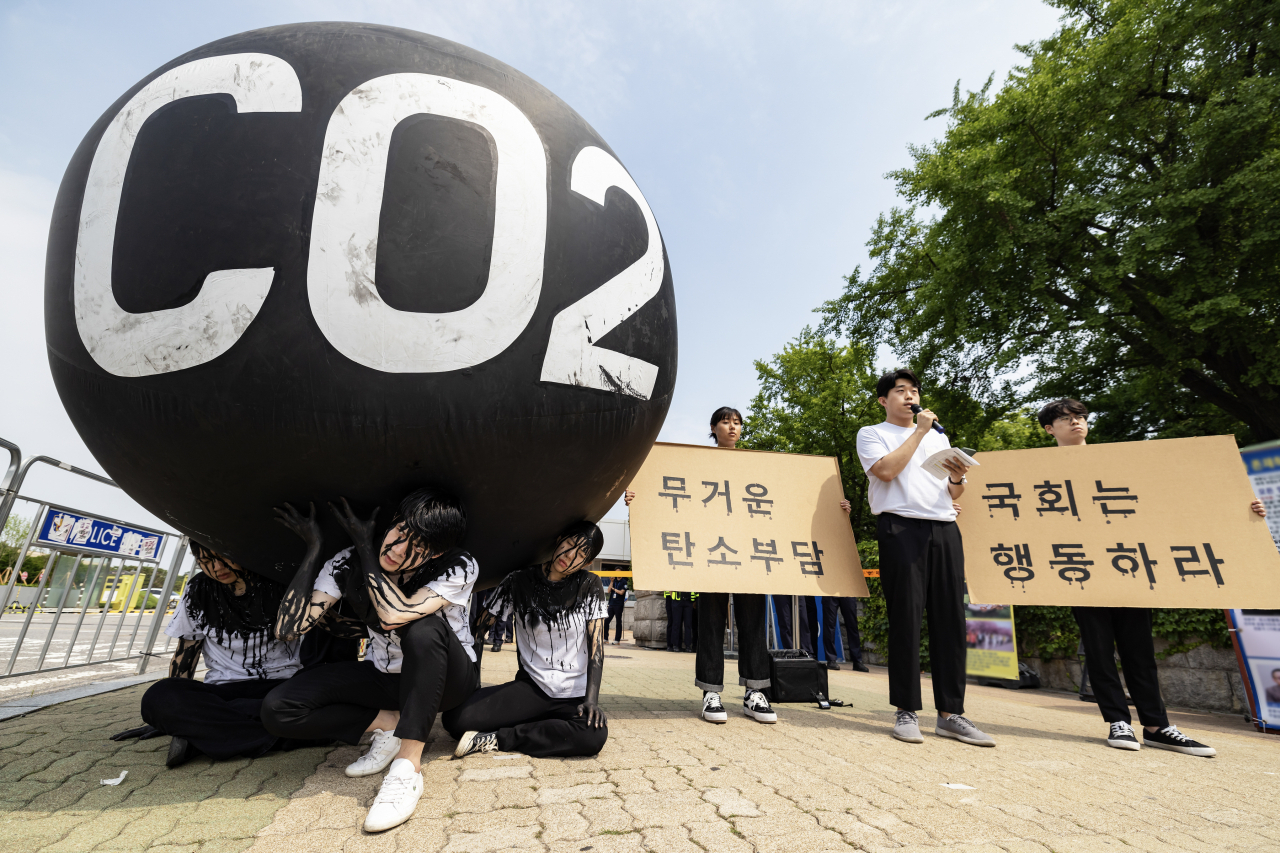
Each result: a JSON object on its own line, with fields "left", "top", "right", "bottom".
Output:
{"left": 44, "top": 23, "right": 676, "bottom": 584}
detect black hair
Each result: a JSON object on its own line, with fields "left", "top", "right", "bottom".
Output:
{"left": 488, "top": 522, "right": 608, "bottom": 632}
{"left": 379, "top": 487, "right": 467, "bottom": 571}
{"left": 1272, "top": 668, "right": 1280, "bottom": 678}
{"left": 182, "top": 540, "right": 287, "bottom": 677}
{"left": 709, "top": 406, "right": 743, "bottom": 440}
{"left": 876, "top": 368, "right": 921, "bottom": 399}
{"left": 1037, "top": 398, "right": 1089, "bottom": 428}
{"left": 554, "top": 520, "right": 605, "bottom": 570}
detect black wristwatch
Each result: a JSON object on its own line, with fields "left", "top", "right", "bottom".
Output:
{"left": 948, "top": 476, "right": 966, "bottom": 485}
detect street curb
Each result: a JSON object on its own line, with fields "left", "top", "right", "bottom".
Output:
{"left": 0, "top": 671, "right": 166, "bottom": 722}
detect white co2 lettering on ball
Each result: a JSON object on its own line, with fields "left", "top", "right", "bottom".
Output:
{"left": 539, "top": 146, "right": 664, "bottom": 400}
{"left": 307, "top": 74, "right": 547, "bottom": 373}
{"left": 74, "top": 54, "right": 301, "bottom": 377}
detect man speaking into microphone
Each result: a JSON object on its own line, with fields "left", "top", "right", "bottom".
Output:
{"left": 856, "top": 369, "right": 996, "bottom": 747}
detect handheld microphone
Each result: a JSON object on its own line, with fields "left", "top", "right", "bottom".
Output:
{"left": 909, "top": 404, "right": 946, "bottom": 435}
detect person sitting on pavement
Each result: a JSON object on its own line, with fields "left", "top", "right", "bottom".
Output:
{"left": 110, "top": 542, "right": 303, "bottom": 768}
{"left": 262, "top": 489, "right": 479, "bottom": 833}
{"left": 1039, "top": 397, "right": 1266, "bottom": 757}
{"left": 445, "top": 521, "right": 610, "bottom": 759}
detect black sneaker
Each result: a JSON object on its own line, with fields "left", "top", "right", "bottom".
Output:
{"left": 826, "top": 660, "right": 841, "bottom": 671}
{"left": 743, "top": 689, "right": 777, "bottom": 723}
{"left": 701, "top": 692, "right": 728, "bottom": 723}
{"left": 1143, "top": 725, "right": 1215, "bottom": 757}
{"left": 1106, "top": 721, "right": 1140, "bottom": 751}
{"left": 166, "top": 736, "right": 193, "bottom": 768}
{"left": 490, "top": 641, "right": 502, "bottom": 653}
{"left": 850, "top": 661, "right": 870, "bottom": 673}
{"left": 453, "top": 730, "right": 499, "bottom": 759}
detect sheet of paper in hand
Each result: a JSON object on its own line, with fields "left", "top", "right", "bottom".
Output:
{"left": 958, "top": 435, "right": 1280, "bottom": 608}
{"left": 628, "top": 443, "right": 868, "bottom": 596}
{"left": 922, "top": 447, "right": 980, "bottom": 480}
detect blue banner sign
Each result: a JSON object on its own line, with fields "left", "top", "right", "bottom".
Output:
{"left": 1242, "top": 441, "right": 1280, "bottom": 551}
{"left": 36, "top": 508, "right": 167, "bottom": 560}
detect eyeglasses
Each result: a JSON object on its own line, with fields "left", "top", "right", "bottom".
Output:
{"left": 1054, "top": 414, "right": 1087, "bottom": 424}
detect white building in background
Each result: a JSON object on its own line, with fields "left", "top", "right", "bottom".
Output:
{"left": 595, "top": 518, "right": 631, "bottom": 573}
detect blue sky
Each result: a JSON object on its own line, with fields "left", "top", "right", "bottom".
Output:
{"left": 0, "top": 0, "right": 1062, "bottom": 530}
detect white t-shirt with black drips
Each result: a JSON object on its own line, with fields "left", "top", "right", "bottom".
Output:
{"left": 313, "top": 547, "right": 479, "bottom": 673}
{"left": 488, "top": 570, "right": 610, "bottom": 699}
{"left": 856, "top": 421, "right": 957, "bottom": 522}
{"left": 164, "top": 585, "right": 301, "bottom": 685}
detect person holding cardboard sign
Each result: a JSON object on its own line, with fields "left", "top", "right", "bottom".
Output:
{"left": 1039, "top": 398, "right": 1266, "bottom": 757}
{"left": 625, "top": 406, "right": 777, "bottom": 724}
{"left": 856, "top": 369, "right": 996, "bottom": 747}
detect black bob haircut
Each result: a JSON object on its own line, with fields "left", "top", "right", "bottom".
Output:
{"left": 709, "top": 406, "right": 743, "bottom": 439}
{"left": 1037, "top": 398, "right": 1089, "bottom": 428}
{"left": 555, "top": 520, "right": 605, "bottom": 566}
{"left": 385, "top": 487, "right": 467, "bottom": 555}
{"left": 876, "top": 368, "right": 921, "bottom": 400}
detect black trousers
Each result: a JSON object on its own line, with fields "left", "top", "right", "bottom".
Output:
{"left": 1073, "top": 606, "right": 1169, "bottom": 728}
{"left": 141, "top": 677, "right": 285, "bottom": 760}
{"left": 805, "top": 597, "right": 839, "bottom": 662}
{"left": 664, "top": 597, "right": 674, "bottom": 646}
{"left": 694, "top": 592, "right": 770, "bottom": 692}
{"left": 877, "top": 513, "right": 967, "bottom": 713}
{"left": 669, "top": 600, "right": 695, "bottom": 651}
{"left": 262, "top": 613, "right": 477, "bottom": 744}
{"left": 442, "top": 669, "right": 608, "bottom": 757}
{"left": 832, "top": 597, "right": 864, "bottom": 664}
{"left": 606, "top": 602, "right": 625, "bottom": 642}
{"left": 772, "top": 596, "right": 803, "bottom": 653}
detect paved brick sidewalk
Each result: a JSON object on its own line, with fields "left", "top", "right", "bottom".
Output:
{"left": 4, "top": 645, "right": 1279, "bottom": 852}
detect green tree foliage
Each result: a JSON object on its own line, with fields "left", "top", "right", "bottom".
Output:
{"left": 820, "top": 0, "right": 1280, "bottom": 442}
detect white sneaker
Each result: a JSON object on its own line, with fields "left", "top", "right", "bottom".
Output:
{"left": 345, "top": 728, "right": 402, "bottom": 777}
{"left": 363, "top": 758, "right": 423, "bottom": 833}
{"left": 743, "top": 689, "right": 777, "bottom": 723}
{"left": 701, "top": 692, "right": 728, "bottom": 723}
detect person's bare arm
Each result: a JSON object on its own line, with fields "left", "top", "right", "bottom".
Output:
{"left": 577, "top": 617, "right": 607, "bottom": 728}
{"left": 330, "top": 498, "right": 448, "bottom": 630}
{"left": 274, "top": 502, "right": 340, "bottom": 641}
{"left": 867, "top": 412, "right": 937, "bottom": 481}
{"left": 942, "top": 457, "right": 969, "bottom": 500}
{"left": 169, "top": 638, "right": 204, "bottom": 679}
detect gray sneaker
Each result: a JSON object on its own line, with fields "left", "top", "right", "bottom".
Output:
{"left": 935, "top": 714, "right": 996, "bottom": 747}
{"left": 893, "top": 710, "right": 924, "bottom": 743}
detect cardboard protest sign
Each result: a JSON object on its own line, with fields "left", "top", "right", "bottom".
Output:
{"left": 629, "top": 443, "right": 868, "bottom": 596}
{"left": 958, "top": 436, "right": 1280, "bottom": 608}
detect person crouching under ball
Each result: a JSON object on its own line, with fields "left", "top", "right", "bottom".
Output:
{"left": 262, "top": 489, "right": 479, "bottom": 833}
{"left": 445, "top": 521, "right": 611, "bottom": 759}
{"left": 111, "top": 543, "right": 302, "bottom": 768}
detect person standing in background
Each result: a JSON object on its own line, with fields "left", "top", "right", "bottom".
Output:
{"left": 668, "top": 591, "right": 696, "bottom": 652}
{"left": 605, "top": 576, "right": 628, "bottom": 645}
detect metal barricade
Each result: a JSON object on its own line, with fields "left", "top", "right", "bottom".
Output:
{"left": 0, "top": 437, "right": 189, "bottom": 678}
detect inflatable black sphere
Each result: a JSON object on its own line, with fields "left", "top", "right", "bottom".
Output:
{"left": 45, "top": 23, "right": 676, "bottom": 584}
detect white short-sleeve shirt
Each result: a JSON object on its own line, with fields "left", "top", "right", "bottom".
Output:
{"left": 314, "top": 547, "right": 479, "bottom": 673}
{"left": 856, "top": 421, "right": 956, "bottom": 521}
{"left": 489, "top": 572, "right": 610, "bottom": 699}
{"left": 164, "top": 584, "right": 301, "bottom": 684}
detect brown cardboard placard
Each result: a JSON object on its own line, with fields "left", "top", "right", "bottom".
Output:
{"left": 957, "top": 435, "right": 1280, "bottom": 608}
{"left": 628, "top": 442, "right": 868, "bottom": 596}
